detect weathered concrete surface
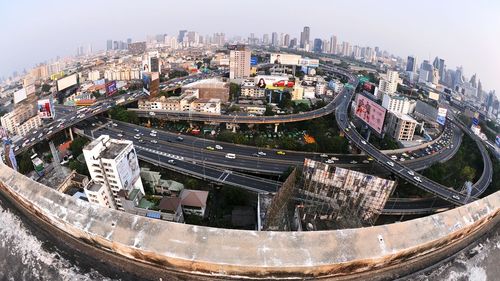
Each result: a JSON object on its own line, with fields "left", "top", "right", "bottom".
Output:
{"left": 0, "top": 162, "right": 498, "bottom": 280}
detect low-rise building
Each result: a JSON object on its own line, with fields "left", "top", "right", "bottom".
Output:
{"left": 179, "top": 189, "right": 209, "bottom": 217}
{"left": 182, "top": 78, "right": 229, "bottom": 102}
{"left": 240, "top": 80, "right": 266, "bottom": 99}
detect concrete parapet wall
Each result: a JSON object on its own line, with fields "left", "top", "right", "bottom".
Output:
{"left": 0, "top": 162, "right": 498, "bottom": 280}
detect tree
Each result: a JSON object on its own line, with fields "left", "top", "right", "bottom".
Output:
{"left": 69, "top": 137, "right": 89, "bottom": 156}
{"left": 229, "top": 83, "right": 241, "bottom": 101}
{"left": 41, "top": 84, "right": 51, "bottom": 92}
{"left": 169, "top": 70, "right": 189, "bottom": 79}
{"left": 91, "top": 91, "right": 101, "bottom": 99}
{"left": 18, "top": 152, "right": 34, "bottom": 174}
{"left": 109, "top": 106, "right": 139, "bottom": 124}
{"left": 196, "top": 61, "right": 203, "bottom": 69}
{"left": 293, "top": 103, "right": 310, "bottom": 113}
{"left": 460, "top": 166, "right": 476, "bottom": 182}
{"left": 69, "top": 160, "right": 89, "bottom": 176}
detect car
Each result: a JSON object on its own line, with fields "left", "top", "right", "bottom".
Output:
{"left": 13, "top": 146, "right": 19, "bottom": 152}
{"left": 206, "top": 146, "right": 215, "bottom": 150}
{"left": 134, "top": 135, "right": 140, "bottom": 139}
{"left": 257, "top": 151, "right": 267, "bottom": 156}
{"left": 138, "top": 139, "right": 144, "bottom": 143}
{"left": 167, "top": 159, "right": 176, "bottom": 165}
{"left": 350, "top": 160, "right": 357, "bottom": 164}
{"left": 176, "top": 136, "right": 184, "bottom": 141}
{"left": 276, "top": 151, "right": 286, "bottom": 155}
{"left": 414, "top": 176, "right": 422, "bottom": 183}
{"left": 112, "top": 123, "right": 118, "bottom": 127}
{"left": 320, "top": 154, "right": 329, "bottom": 158}
{"left": 400, "top": 157, "right": 405, "bottom": 162}
{"left": 452, "top": 195, "right": 460, "bottom": 200}
{"left": 30, "top": 138, "right": 35, "bottom": 142}
{"left": 150, "top": 139, "right": 158, "bottom": 144}
{"left": 361, "top": 140, "right": 367, "bottom": 145}
{"left": 325, "top": 159, "right": 335, "bottom": 164}
{"left": 134, "top": 129, "right": 140, "bottom": 132}
{"left": 252, "top": 153, "right": 261, "bottom": 157}
{"left": 151, "top": 130, "right": 157, "bottom": 134}
{"left": 47, "top": 130, "right": 52, "bottom": 135}
{"left": 362, "top": 160, "right": 369, "bottom": 164}
{"left": 215, "top": 145, "right": 223, "bottom": 150}
{"left": 345, "top": 128, "right": 350, "bottom": 132}
{"left": 407, "top": 170, "right": 415, "bottom": 176}
{"left": 386, "top": 161, "right": 394, "bottom": 167}
{"left": 38, "top": 133, "right": 43, "bottom": 138}
{"left": 150, "top": 133, "right": 156, "bottom": 137}
{"left": 391, "top": 155, "right": 398, "bottom": 160}
{"left": 330, "top": 157, "right": 339, "bottom": 161}
{"left": 225, "top": 153, "right": 236, "bottom": 159}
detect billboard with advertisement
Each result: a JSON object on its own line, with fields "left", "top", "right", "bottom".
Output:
{"left": 250, "top": 56, "right": 258, "bottom": 65}
{"left": 436, "top": 107, "right": 447, "bottom": 125}
{"left": 298, "top": 58, "right": 320, "bottom": 68}
{"left": 472, "top": 111, "right": 480, "bottom": 126}
{"left": 428, "top": 91, "right": 440, "bottom": 101}
{"left": 57, "top": 74, "right": 78, "bottom": 92}
{"left": 37, "top": 99, "right": 55, "bottom": 119}
{"left": 13, "top": 88, "right": 27, "bottom": 104}
{"left": 254, "top": 75, "right": 295, "bottom": 90}
{"left": 95, "top": 78, "right": 106, "bottom": 85}
{"left": 354, "top": 94, "right": 386, "bottom": 134}
{"left": 115, "top": 146, "right": 140, "bottom": 191}
{"left": 270, "top": 53, "right": 301, "bottom": 65}
{"left": 495, "top": 135, "right": 500, "bottom": 148}
{"left": 105, "top": 81, "right": 118, "bottom": 96}
{"left": 142, "top": 72, "right": 159, "bottom": 96}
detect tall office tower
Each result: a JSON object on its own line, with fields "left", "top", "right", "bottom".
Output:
{"left": 341, "top": 41, "right": 350, "bottom": 56}
{"left": 364, "top": 47, "right": 374, "bottom": 62}
{"left": 262, "top": 34, "right": 269, "bottom": 45}
{"left": 352, "top": 45, "right": 361, "bottom": 59}
{"left": 469, "top": 74, "right": 477, "bottom": 88}
{"left": 378, "top": 70, "right": 400, "bottom": 96}
{"left": 178, "top": 30, "right": 188, "bottom": 43}
{"left": 283, "top": 34, "right": 290, "bottom": 47}
{"left": 229, "top": 45, "right": 251, "bottom": 80}
{"left": 486, "top": 91, "right": 495, "bottom": 114}
{"left": 83, "top": 135, "right": 145, "bottom": 211}
{"left": 300, "top": 26, "right": 310, "bottom": 48}
{"left": 289, "top": 38, "right": 297, "bottom": 48}
{"left": 477, "top": 80, "right": 483, "bottom": 100}
{"left": 106, "top": 40, "right": 113, "bottom": 51}
{"left": 420, "top": 60, "right": 434, "bottom": 83}
{"left": 187, "top": 31, "right": 199, "bottom": 46}
{"left": 406, "top": 56, "right": 417, "bottom": 73}
{"left": 127, "top": 38, "right": 132, "bottom": 44}
{"left": 322, "top": 39, "right": 329, "bottom": 55}
{"left": 453, "top": 66, "right": 465, "bottom": 89}
{"left": 213, "top": 33, "right": 225, "bottom": 47}
{"left": 432, "top": 57, "right": 445, "bottom": 82}
{"left": 329, "top": 35, "right": 337, "bottom": 54}
{"left": 271, "top": 32, "right": 279, "bottom": 47}
{"left": 313, "top": 38, "right": 323, "bottom": 53}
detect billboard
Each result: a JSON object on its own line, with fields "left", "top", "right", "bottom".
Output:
{"left": 436, "top": 107, "right": 447, "bottom": 125}
{"left": 495, "top": 135, "right": 500, "bottom": 148}
{"left": 472, "top": 112, "right": 480, "bottom": 126}
{"left": 95, "top": 78, "right": 106, "bottom": 85}
{"left": 254, "top": 75, "right": 295, "bottom": 90}
{"left": 142, "top": 72, "right": 159, "bottom": 96}
{"left": 270, "top": 53, "right": 301, "bottom": 65}
{"left": 354, "top": 94, "right": 386, "bottom": 134}
{"left": 57, "top": 74, "right": 78, "bottom": 92}
{"left": 105, "top": 81, "right": 118, "bottom": 96}
{"left": 250, "top": 56, "right": 258, "bottom": 65}
{"left": 115, "top": 146, "right": 140, "bottom": 191}
{"left": 298, "top": 58, "right": 320, "bottom": 68}
{"left": 13, "top": 88, "right": 27, "bottom": 104}
{"left": 428, "top": 91, "right": 440, "bottom": 101}
{"left": 37, "top": 99, "right": 55, "bottom": 119}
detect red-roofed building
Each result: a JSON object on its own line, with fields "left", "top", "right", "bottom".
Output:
{"left": 179, "top": 189, "right": 209, "bottom": 217}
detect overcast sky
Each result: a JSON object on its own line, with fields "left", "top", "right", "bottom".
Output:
{"left": 1, "top": 0, "right": 498, "bottom": 93}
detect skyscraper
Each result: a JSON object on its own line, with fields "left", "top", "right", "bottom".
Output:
{"left": 178, "top": 30, "right": 188, "bottom": 43}
{"left": 329, "top": 35, "right": 337, "bottom": 54}
{"left": 283, "top": 34, "right": 290, "bottom": 47}
{"left": 262, "top": 34, "right": 269, "bottom": 45}
{"left": 313, "top": 39, "right": 323, "bottom": 53}
{"left": 432, "top": 57, "right": 445, "bottom": 82}
{"left": 106, "top": 40, "right": 113, "bottom": 51}
{"left": 406, "top": 56, "right": 417, "bottom": 73}
{"left": 469, "top": 74, "right": 477, "bottom": 88}
{"left": 271, "top": 32, "right": 279, "bottom": 47}
{"left": 341, "top": 42, "right": 350, "bottom": 56}
{"left": 300, "top": 26, "right": 310, "bottom": 48}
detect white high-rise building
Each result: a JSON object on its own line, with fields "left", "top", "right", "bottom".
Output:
{"left": 378, "top": 70, "right": 400, "bottom": 97}
{"left": 329, "top": 36, "right": 337, "bottom": 54}
{"left": 382, "top": 94, "right": 416, "bottom": 115}
{"left": 229, "top": 45, "right": 251, "bottom": 80}
{"left": 83, "top": 135, "right": 144, "bottom": 211}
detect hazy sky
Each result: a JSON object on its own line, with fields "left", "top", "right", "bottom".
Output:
{"left": 1, "top": 0, "right": 499, "bottom": 92}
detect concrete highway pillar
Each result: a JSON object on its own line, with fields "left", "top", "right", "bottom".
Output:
{"left": 49, "top": 141, "right": 61, "bottom": 170}
{"left": 232, "top": 124, "right": 237, "bottom": 133}
{"left": 68, "top": 128, "right": 74, "bottom": 141}
{"left": 274, "top": 123, "right": 279, "bottom": 133}
{"left": 189, "top": 122, "right": 194, "bottom": 129}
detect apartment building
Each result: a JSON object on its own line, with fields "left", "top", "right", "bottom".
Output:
{"left": 386, "top": 111, "right": 418, "bottom": 142}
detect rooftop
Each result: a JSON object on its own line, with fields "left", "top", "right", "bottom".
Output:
{"left": 87, "top": 181, "right": 103, "bottom": 192}
{"left": 101, "top": 141, "right": 128, "bottom": 160}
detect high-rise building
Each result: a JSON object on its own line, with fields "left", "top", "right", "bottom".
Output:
{"left": 178, "top": 30, "right": 188, "bottom": 43}
{"left": 382, "top": 94, "right": 416, "bottom": 115}
{"left": 271, "top": 32, "right": 279, "bottom": 47}
{"left": 106, "top": 40, "right": 113, "bottom": 51}
{"left": 127, "top": 38, "right": 132, "bottom": 44}
{"left": 386, "top": 111, "right": 418, "bottom": 142}
{"left": 289, "top": 38, "right": 297, "bottom": 48}
{"left": 83, "top": 135, "right": 144, "bottom": 211}
{"left": 329, "top": 35, "right": 337, "bottom": 54}
{"left": 341, "top": 42, "right": 350, "bottom": 56}
{"left": 300, "top": 26, "right": 310, "bottom": 48}
{"left": 262, "top": 34, "right": 269, "bottom": 45}
{"left": 1, "top": 103, "right": 42, "bottom": 137}
{"left": 469, "top": 74, "right": 477, "bottom": 88}
{"left": 229, "top": 45, "right": 251, "bottom": 80}
{"left": 378, "top": 70, "right": 399, "bottom": 96}
{"left": 420, "top": 60, "right": 434, "bottom": 83}
{"left": 283, "top": 34, "right": 290, "bottom": 47}
{"left": 477, "top": 80, "right": 483, "bottom": 100}
{"left": 406, "top": 56, "right": 417, "bottom": 73}
{"left": 313, "top": 38, "right": 323, "bottom": 53}
{"left": 433, "top": 57, "right": 445, "bottom": 82}
{"left": 213, "top": 33, "right": 225, "bottom": 47}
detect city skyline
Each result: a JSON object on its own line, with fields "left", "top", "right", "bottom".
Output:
{"left": 1, "top": 0, "right": 499, "bottom": 94}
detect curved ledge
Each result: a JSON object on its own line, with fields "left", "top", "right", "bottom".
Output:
{"left": 0, "top": 162, "right": 498, "bottom": 279}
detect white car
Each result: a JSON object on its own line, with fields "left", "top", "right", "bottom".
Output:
{"left": 391, "top": 155, "right": 398, "bottom": 160}
{"left": 225, "top": 153, "right": 236, "bottom": 159}
{"left": 414, "top": 176, "right": 422, "bottom": 183}
{"left": 330, "top": 157, "right": 339, "bottom": 161}
{"left": 452, "top": 195, "right": 460, "bottom": 200}
{"left": 325, "top": 159, "right": 335, "bottom": 164}
{"left": 362, "top": 160, "right": 369, "bottom": 164}
{"left": 386, "top": 161, "right": 394, "bottom": 167}
{"left": 112, "top": 123, "right": 118, "bottom": 127}
{"left": 150, "top": 133, "right": 156, "bottom": 137}
{"left": 320, "top": 154, "right": 328, "bottom": 158}
{"left": 134, "top": 135, "right": 140, "bottom": 139}
{"left": 350, "top": 160, "right": 358, "bottom": 164}
{"left": 407, "top": 170, "right": 415, "bottom": 176}
{"left": 215, "top": 145, "right": 223, "bottom": 150}
{"left": 361, "top": 140, "right": 367, "bottom": 145}
{"left": 150, "top": 140, "right": 158, "bottom": 144}
{"left": 257, "top": 151, "right": 267, "bottom": 156}
{"left": 117, "top": 134, "right": 123, "bottom": 137}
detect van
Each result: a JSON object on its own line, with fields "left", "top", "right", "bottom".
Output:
{"left": 225, "top": 153, "right": 236, "bottom": 159}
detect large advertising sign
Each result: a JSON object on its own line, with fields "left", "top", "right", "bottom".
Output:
{"left": 270, "top": 53, "right": 301, "bottom": 65}
{"left": 142, "top": 72, "right": 159, "bottom": 96}
{"left": 472, "top": 112, "right": 480, "bottom": 126}
{"left": 116, "top": 146, "right": 140, "bottom": 191}
{"left": 354, "top": 94, "right": 386, "bottom": 134}
{"left": 57, "top": 74, "right": 78, "bottom": 92}
{"left": 13, "top": 88, "right": 27, "bottom": 104}
{"left": 495, "top": 135, "right": 500, "bottom": 148}
{"left": 298, "top": 58, "right": 320, "bottom": 68}
{"left": 254, "top": 75, "right": 295, "bottom": 90}
{"left": 37, "top": 99, "right": 55, "bottom": 119}
{"left": 105, "top": 81, "right": 118, "bottom": 96}
{"left": 250, "top": 56, "right": 258, "bottom": 65}
{"left": 95, "top": 78, "right": 106, "bottom": 85}
{"left": 428, "top": 91, "right": 440, "bottom": 101}
{"left": 436, "top": 107, "right": 447, "bottom": 125}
